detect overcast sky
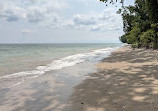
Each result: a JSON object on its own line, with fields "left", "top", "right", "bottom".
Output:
{"left": 0, "top": 0, "right": 134, "bottom": 43}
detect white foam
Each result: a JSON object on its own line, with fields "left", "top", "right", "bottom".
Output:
{"left": 0, "top": 47, "right": 117, "bottom": 81}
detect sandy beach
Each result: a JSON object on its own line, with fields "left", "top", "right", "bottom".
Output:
{"left": 1, "top": 0, "right": 157, "bottom": 110}
{"left": 0, "top": 45, "right": 158, "bottom": 111}
{"left": 69, "top": 46, "right": 158, "bottom": 111}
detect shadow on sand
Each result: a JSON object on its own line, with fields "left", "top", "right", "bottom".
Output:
{"left": 0, "top": 47, "right": 158, "bottom": 111}
{"left": 0, "top": 75, "right": 71, "bottom": 111}
{"left": 69, "top": 48, "right": 158, "bottom": 111}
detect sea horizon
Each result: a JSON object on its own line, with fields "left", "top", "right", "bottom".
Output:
{"left": 0, "top": 42, "right": 121, "bottom": 44}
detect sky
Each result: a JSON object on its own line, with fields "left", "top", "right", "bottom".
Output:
{"left": 0, "top": 0, "right": 134, "bottom": 43}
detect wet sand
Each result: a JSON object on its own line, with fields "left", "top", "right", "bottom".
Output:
{"left": 0, "top": 61, "right": 97, "bottom": 111}
{"left": 1, "top": 46, "right": 158, "bottom": 111}
{"left": 69, "top": 46, "right": 158, "bottom": 111}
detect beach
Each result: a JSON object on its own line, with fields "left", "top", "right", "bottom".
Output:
{"left": 1, "top": 0, "right": 157, "bottom": 110}
{"left": 0, "top": 45, "right": 158, "bottom": 111}
{"left": 69, "top": 46, "right": 158, "bottom": 111}
{"left": 0, "top": 43, "right": 118, "bottom": 111}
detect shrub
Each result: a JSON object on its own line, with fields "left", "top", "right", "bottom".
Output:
{"left": 140, "top": 29, "right": 155, "bottom": 48}
{"left": 126, "top": 27, "right": 141, "bottom": 44}
{"left": 119, "top": 35, "right": 127, "bottom": 43}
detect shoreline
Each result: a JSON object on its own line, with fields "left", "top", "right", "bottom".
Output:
{"left": 0, "top": 45, "right": 114, "bottom": 89}
{"left": 69, "top": 45, "right": 158, "bottom": 111}
{"left": 1, "top": 45, "right": 158, "bottom": 111}
{"left": 0, "top": 56, "right": 98, "bottom": 111}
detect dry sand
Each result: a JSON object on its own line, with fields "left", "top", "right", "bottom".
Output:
{"left": 69, "top": 46, "right": 158, "bottom": 111}
{"left": 1, "top": 46, "right": 158, "bottom": 111}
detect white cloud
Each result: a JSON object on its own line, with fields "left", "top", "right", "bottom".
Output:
{"left": 0, "top": 0, "right": 122, "bottom": 32}
{"left": 61, "top": 8, "right": 122, "bottom": 32}
{"left": 73, "top": 14, "right": 96, "bottom": 25}
{"left": 0, "top": 1, "right": 26, "bottom": 21}
{"left": 0, "top": 0, "right": 66, "bottom": 22}
{"left": 21, "top": 29, "right": 32, "bottom": 34}
{"left": 26, "top": 6, "right": 46, "bottom": 23}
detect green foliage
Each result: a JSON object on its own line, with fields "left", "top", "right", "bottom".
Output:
{"left": 151, "top": 23, "right": 158, "bottom": 49}
{"left": 140, "top": 30, "right": 155, "bottom": 48}
{"left": 127, "top": 27, "right": 141, "bottom": 44}
{"left": 121, "top": 8, "right": 135, "bottom": 33}
{"left": 100, "top": 0, "right": 123, "bottom": 3}
{"left": 146, "top": 0, "right": 158, "bottom": 24}
{"left": 118, "top": 0, "right": 158, "bottom": 49}
{"left": 151, "top": 23, "right": 158, "bottom": 32}
{"left": 100, "top": 0, "right": 158, "bottom": 49}
{"left": 119, "top": 34, "right": 127, "bottom": 43}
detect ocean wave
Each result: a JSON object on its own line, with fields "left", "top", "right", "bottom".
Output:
{"left": 0, "top": 47, "right": 116, "bottom": 84}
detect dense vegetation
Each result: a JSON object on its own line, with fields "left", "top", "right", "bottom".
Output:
{"left": 100, "top": 0, "right": 158, "bottom": 49}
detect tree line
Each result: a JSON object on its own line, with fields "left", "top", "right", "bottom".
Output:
{"left": 100, "top": 0, "right": 158, "bottom": 49}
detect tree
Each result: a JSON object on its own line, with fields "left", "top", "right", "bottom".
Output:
{"left": 146, "top": 0, "right": 158, "bottom": 24}
{"left": 127, "top": 27, "right": 141, "bottom": 44}
{"left": 100, "top": 0, "right": 158, "bottom": 49}
{"left": 100, "top": 0, "right": 124, "bottom": 6}
{"left": 119, "top": 34, "right": 127, "bottom": 43}
{"left": 140, "top": 29, "right": 155, "bottom": 48}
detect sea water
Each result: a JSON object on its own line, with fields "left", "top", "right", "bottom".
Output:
{"left": 0, "top": 43, "right": 121, "bottom": 88}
